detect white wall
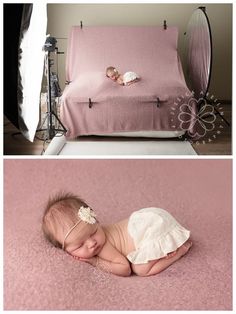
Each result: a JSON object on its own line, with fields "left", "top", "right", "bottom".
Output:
{"left": 47, "top": 3, "right": 232, "bottom": 100}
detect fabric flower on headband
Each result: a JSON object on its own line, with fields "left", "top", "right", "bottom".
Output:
{"left": 78, "top": 206, "right": 96, "bottom": 224}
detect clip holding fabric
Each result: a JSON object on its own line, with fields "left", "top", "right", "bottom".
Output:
{"left": 89, "top": 98, "right": 92, "bottom": 108}
{"left": 163, "top": 20, "right": 167, "bottom": 30}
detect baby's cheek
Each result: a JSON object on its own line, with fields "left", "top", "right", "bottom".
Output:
{"left": 79, "top": 248, "right": 92, "bottom": 259}
{"left": 71, "top": 247, "right": 84, "bottom": 258}
{"left": 71, "top": 251, "right": 80, "bottom": 258}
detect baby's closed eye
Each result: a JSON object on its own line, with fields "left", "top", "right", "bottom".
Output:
{"left": 72, "top": 242, "right": 83, "bottom": 252}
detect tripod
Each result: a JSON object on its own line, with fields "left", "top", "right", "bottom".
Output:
{"left": 37, "top": 50, "right": 67, "bottom": 140}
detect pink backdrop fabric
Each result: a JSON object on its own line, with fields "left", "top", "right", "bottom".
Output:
{"left": 61, "top": 26, "right": 196, "bottom": 138}
{"left": 4, "top": 159, "right": 232, "bottom": 310}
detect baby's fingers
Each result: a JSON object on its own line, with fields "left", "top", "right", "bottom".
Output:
{"left": 78, "top": 257, "right": 90, "bottom": 263}
{"left": 79, "top": 257, "right": 97, "bottom": 266}
{"left": 71, "top": 255, "right": 86, "bottom": 262}
{"left": 72, "top": 255, "right": 80, "bottom": 260}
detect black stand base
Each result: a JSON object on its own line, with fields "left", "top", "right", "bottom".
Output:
{"left": 36, "top": 110, "right": 67, "bottom": 140}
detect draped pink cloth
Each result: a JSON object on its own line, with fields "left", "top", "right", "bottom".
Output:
{"left": 61, "top": 26, "right": 196, "bottom": 138}
{"left": 4, "top": 159, "right": 232, "bottom": 310}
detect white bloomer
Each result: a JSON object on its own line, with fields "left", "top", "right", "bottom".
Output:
{"left": 123, "top": 71, "right": 139, "bottom": 85}
{"left": 127, "top": 207, "right": 190, "bottom": 264}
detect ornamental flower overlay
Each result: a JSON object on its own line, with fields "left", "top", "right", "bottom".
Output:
{"left": 178, "top": 97, "right": 216, "bottom": 138}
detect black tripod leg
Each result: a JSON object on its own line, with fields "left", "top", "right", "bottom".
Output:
{"left": 51, "top": 112, "right": 67, "bottom": 132}
{"left": 36, "top": 52, "right": 67, "bottom": 140}
{"left": 38, "top": 112, "right": 49, "bottom": 129}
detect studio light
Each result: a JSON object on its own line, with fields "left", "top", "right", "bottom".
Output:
{"left": 4, "top": 3, "right": 47, "bottom": 142}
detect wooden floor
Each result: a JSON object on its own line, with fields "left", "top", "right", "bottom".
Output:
{"left": 4, "top": 103, "right": 232, "bottom": 155}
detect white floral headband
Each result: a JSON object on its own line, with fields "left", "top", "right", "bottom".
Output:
{"left": 62, "top": 206, "right": 96, "bottom": 250}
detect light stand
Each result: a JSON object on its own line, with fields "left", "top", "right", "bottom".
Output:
{"left": 36, "top": 37, "right": 67, "bottom": 140}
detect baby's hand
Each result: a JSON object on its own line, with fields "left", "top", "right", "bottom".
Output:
{"left": 73, "top": 255, "right": 98, "bottom": 267}
{"left": 117, "top": 77, "right": 124, "bottom": 85}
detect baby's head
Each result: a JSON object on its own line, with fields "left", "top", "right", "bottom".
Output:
{"left": 106, "top": 66, "right": 119, "bottom": 81}
{"left": 42, "top": 193, "right": 106, "bottom": 258}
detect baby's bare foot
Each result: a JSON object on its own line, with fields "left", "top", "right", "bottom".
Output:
{"left": 165, "top": 250, "right": 177, "bottom": 259}
{"left": 178, "top": 240, "right": 193, "bottom": 257}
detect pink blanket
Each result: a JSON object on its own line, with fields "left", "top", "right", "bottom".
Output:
{"left": 61, "top": 26, "right": 196, "bottom": 138}
{"left": 4, "top": 160, "right": 232, "bottom": 310}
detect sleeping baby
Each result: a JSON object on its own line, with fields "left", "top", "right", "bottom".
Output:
{"left": 106, "top": 66, "right": 140, "bottom": 86}
{"left": 42, "top": 193, "right": 192, "bottom": 277}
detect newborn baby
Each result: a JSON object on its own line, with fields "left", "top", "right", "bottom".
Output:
{"left": 106, "top": 66, "right": 140, "bottom": 86}
{"left": 42, "top": 193, "right": 192, "bottom": 277}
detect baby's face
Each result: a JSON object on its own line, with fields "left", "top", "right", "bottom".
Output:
{"left": 65, "top": 223, "right": 106, "bottom": 259}
{"left": 107, "top": 70, "right": 119, "bottom": 81}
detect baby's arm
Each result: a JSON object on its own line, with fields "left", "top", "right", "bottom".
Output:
{"left": 117, "top": 76, "right": 124, "bottom": 85}
{"left": 79, "top": 240, "right": 131, "bottom": 277}
{"left": 97, "top": 241, "right": 131, "bottom": 276}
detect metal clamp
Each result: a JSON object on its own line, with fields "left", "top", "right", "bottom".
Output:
{"left": 89, "top": 98, "right": 92, "bottom": 108}
{"left": 163, "top": 20, "right": 167, "bottom": 30}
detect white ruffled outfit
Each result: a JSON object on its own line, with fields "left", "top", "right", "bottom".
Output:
{"left": 127, "top": 207, "right": 190, "bottom": 264}
{"left": 123, "top": 71, "right": 139, "bottom": 85}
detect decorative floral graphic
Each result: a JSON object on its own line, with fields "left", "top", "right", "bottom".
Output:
{"left": 178, "top": 97, "right": 216, "bottom": 138}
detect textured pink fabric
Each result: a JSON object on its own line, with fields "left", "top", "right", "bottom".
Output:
{"left": 4, "top": 159, "right": 232, "bottom": 310}
{"left": 61, "top": 26, "right": 196, "bottom": 138}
